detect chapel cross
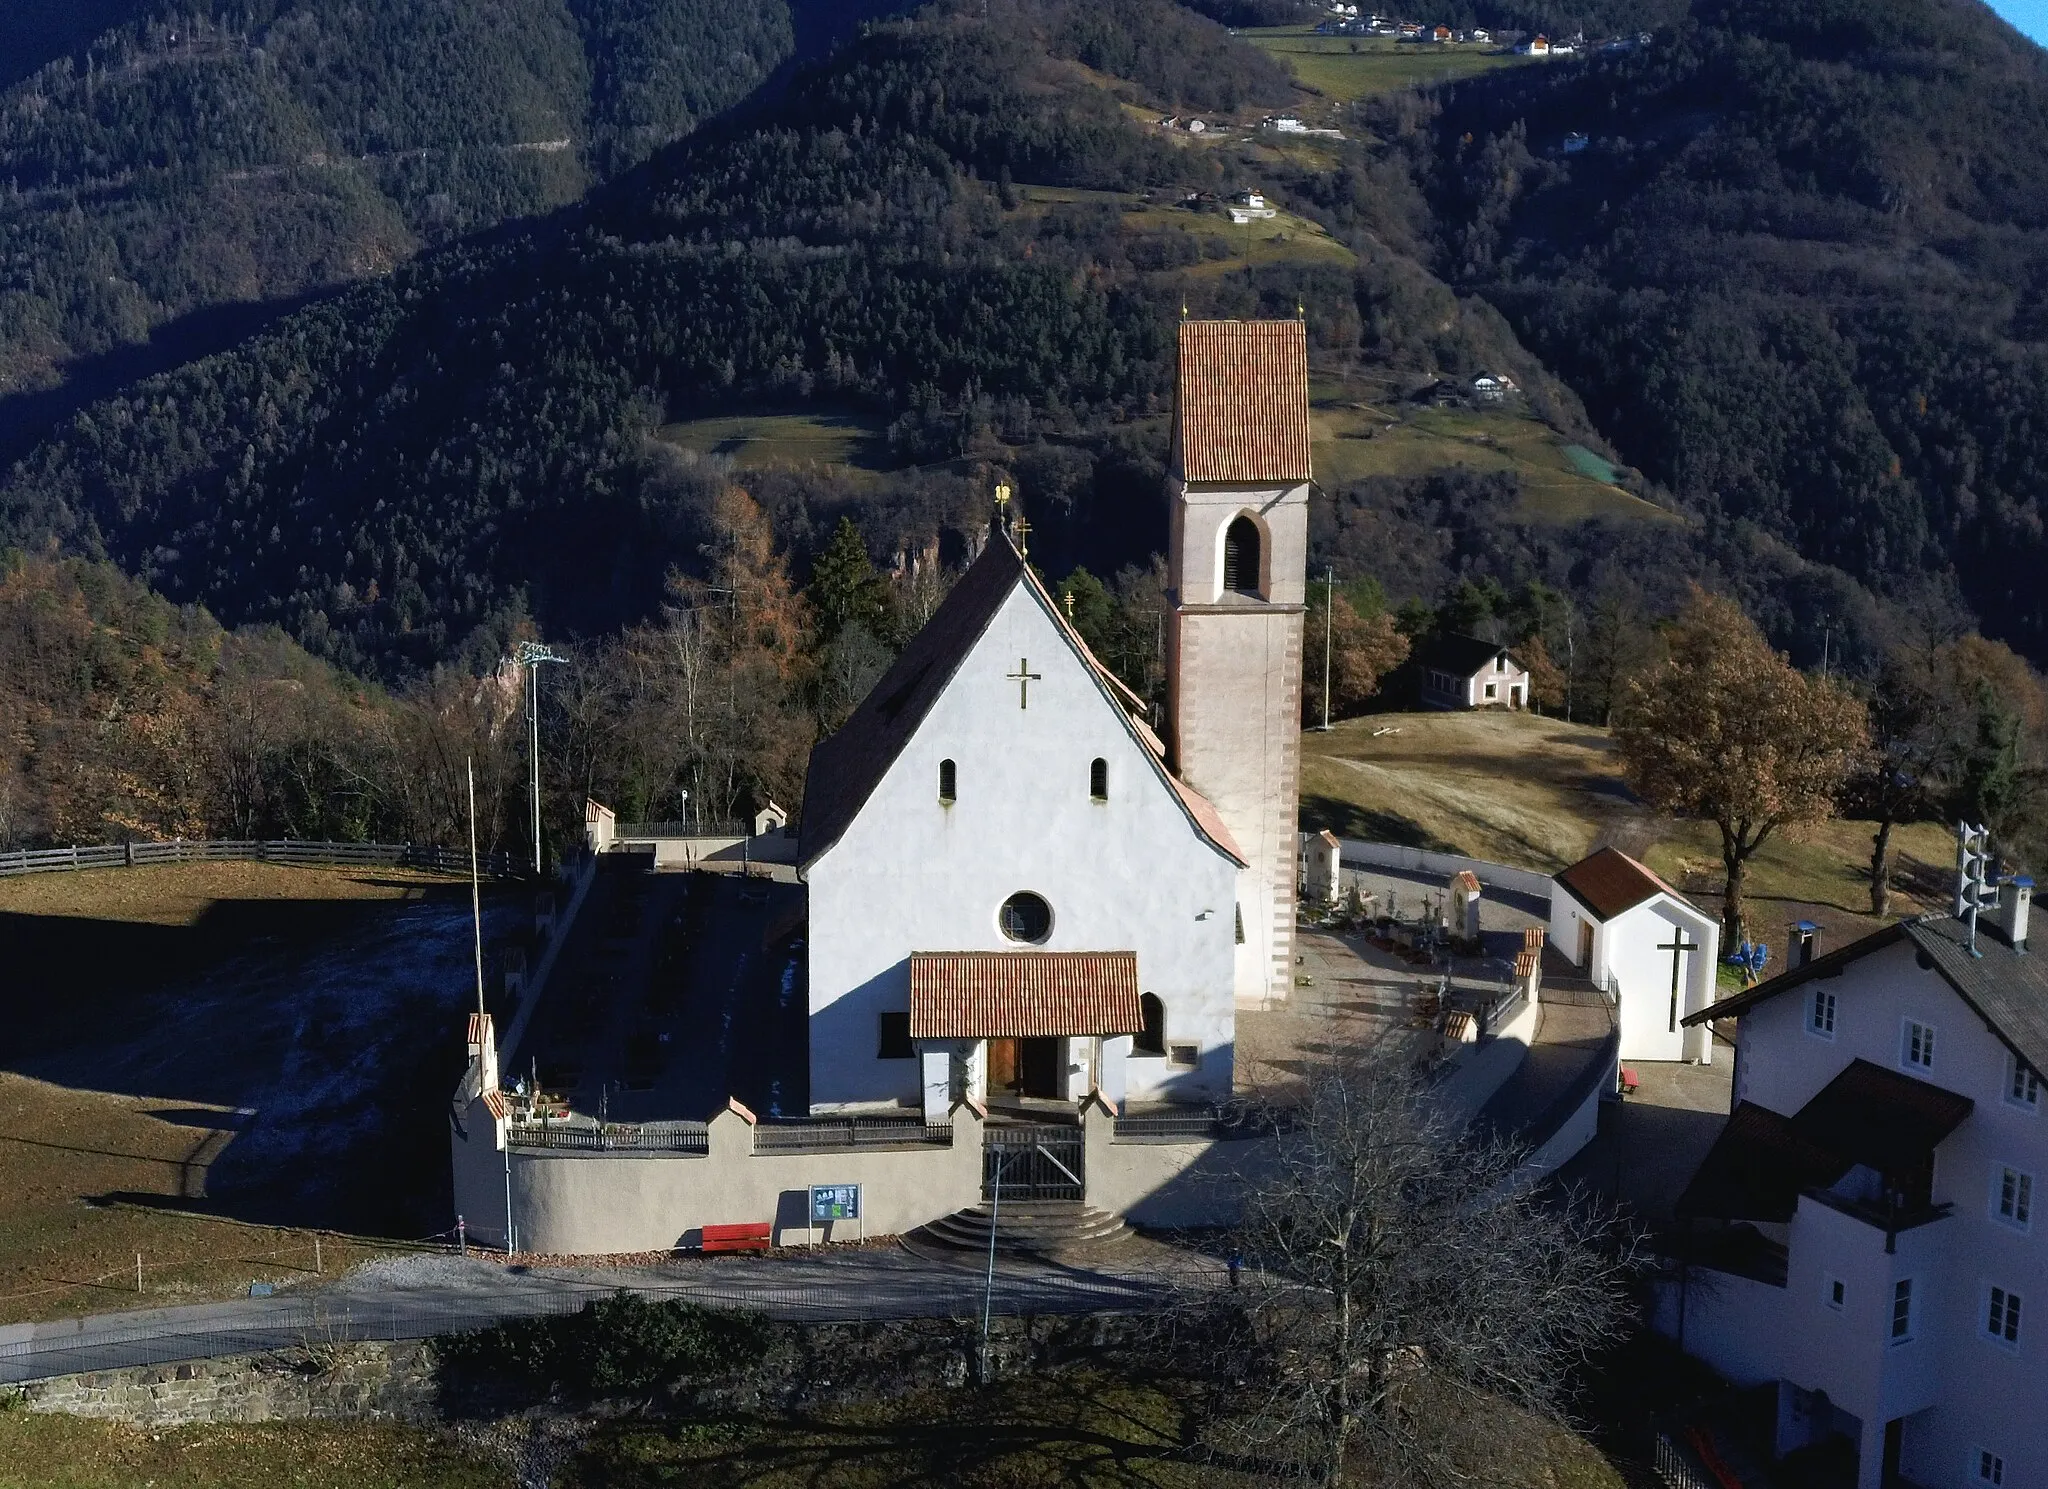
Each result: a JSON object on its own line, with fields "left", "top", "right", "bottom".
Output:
{"left": 1007, "top": 657, "right": 1042, "bottom": 709}
{"left": 1659, "top": 927, "right": 1699, "bottom": 1032}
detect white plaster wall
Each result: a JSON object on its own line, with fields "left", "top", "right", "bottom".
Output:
{"left": 1549, "top": 891, "right": 1593, "bottom": 966}
{"left": 1604, "top": 898, "right": 1719, "bottom": 1063}
{"left": 1345, "top": 838, "right": 1555, "bottom": 899}
{"left": 805, "top": 582, "right": 1240, "bottom": 1112}
{"left": 1081, "top": 1103, "right": 1278, "bottom": 1226}
{"left": 1716, "top": 940, "right": 2048, "bottom": 1482}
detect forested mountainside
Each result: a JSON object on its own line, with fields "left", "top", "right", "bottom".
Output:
{"left": 0, "top": 0, "right": 795, "bottom": 426}
{"left": 1393, "top": 0, "right": 2048, "bottom": 661}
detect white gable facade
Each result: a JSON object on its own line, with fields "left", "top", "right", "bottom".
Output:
{"left": 1549, "top": 848, "right": 1720, "bottom": 1062}
{"left": 804, "top": 568, "right": 1242, "bottom": 1116}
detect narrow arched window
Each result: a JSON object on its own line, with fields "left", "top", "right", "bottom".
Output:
{"left": 1090, "top": 757, "right": 1108, "bottom": 801}
{"left": 938, "top": 758, "right": 956, "bottom": 803}
{"left": 1223, "top": 516, "right": 1262, "bottom": 596}
{"left": 1136, "top": 993, "right": 1166, "bottom": 1055}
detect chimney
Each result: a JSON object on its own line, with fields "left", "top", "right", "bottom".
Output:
{"left": 1999, "top": 876, "right": 2033, "bottom": 952}
{"left": 1792, "top": 920, "right": 1820, "bottom": 968}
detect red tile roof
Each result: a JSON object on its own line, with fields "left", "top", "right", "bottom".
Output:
{"left": 908, "top": 951, "right": 1143, "bottom": 1039}
{"left": 1554, "top": 845, "right": 1688, "bottom": 921}
{"left": 1174, "top": 320, "right": 1312, "bottom": 483}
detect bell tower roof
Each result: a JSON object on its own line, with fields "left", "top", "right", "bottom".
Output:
{"left": 1172, "top": 320, "right": 1312, "bottom": 484}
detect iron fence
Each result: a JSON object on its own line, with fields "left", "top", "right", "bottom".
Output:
{"left": 613, "top": 821, "right": 754, "bottom": 840}
{"left": 984, "top": 1125, "right": 1084, "bottom": 1201}
{"left": 1651, "top": 1430, "right": 1719, "bottom": 1489}
{"left": 507, "top": 1121, "right": 710, "bottom": 1154}
{"left": 0, "top": 838, "right": 523, "bottom": 880}
{"left": 752, "top": 1118, "right": 952, "bottom": 1152}
{"left": 1111, "top": 1105, "right": 1285, "bottom": 1142}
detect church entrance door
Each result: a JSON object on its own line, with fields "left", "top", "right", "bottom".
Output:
{"left": 986, "top": 1038, "right": 1063, "bottom": 1101}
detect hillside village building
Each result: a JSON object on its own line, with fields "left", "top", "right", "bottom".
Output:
{"left": 1548, "top": 846, "right": 1720, "bottom": 1063}
{"left": 1415, "top": 633, "right": 1531, "bottom": 710}
{"left": 1662, "top": 881, "right": 2046, "bottom": 1489}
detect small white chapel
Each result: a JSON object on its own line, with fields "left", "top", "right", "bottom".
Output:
{"left": 799, "top": 319, "right": 1313, "bottom": 1119}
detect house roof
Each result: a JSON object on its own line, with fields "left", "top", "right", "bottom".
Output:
{"left": 1553, "top": 845, "right": 1690, "bottom": 922}
{"left": 798, "top": 533, "right": 1243, "bottom": 868}
{"left": 1682, "top": 914, "right": 2048, "bottom": 1077}
{"left": 908, "top": 951, "right": 1143, "bottom": 1039}
{"left": 1414, "top": 632, "right": 1520, "bottom": 677}
{"left": 1675, "top": 1061, "right": 1973, "bottom": 1222}
{"left": 1173, "top": 320, "right": 1312, "bottom": 484}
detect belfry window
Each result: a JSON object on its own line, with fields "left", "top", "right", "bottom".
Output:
{"left": 939, "top": 758, "right": 956, "bottom": 803}
{"left": 1090, "top": 757, "right": 1108, "bottom": 800}
{"left": 1223, "top": 516, "right": 1262, "bottom": 596}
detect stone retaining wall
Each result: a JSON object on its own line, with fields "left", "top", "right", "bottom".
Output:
{"left": 16, "top": 1341, "right": 436, "bottom": 1427}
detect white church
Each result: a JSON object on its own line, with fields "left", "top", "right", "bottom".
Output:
{"left": 799, "top": 318, "right": 1312, "bottom": 1119}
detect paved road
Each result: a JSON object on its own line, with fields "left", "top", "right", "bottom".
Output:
{"left": 0, "top": 1245, "right": 1213, "bottom": 1385}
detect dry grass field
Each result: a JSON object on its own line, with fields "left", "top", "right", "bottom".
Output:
{"left": 0, "top": 862, "right": 499, "bottom": 1324}
{"left": 1241, "top": 29, "right": 1538, "bottom": 104}
{"left": 1302, "top": 711, "right": 1955, "bottom": 969}
{"left": 0, "top": 1416, "right": 502, "bottom": 1489}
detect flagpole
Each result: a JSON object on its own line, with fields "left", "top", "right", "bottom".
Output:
{"left": 468, "top": 758, "right": 485, "bottom": 1023}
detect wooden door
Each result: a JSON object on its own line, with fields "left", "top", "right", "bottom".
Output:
{"left": 1578, "top": 919, "right": 1595, "bottom": 967}
{"left": 987, "top": 1039, "right": 1019, "bottom": 1093}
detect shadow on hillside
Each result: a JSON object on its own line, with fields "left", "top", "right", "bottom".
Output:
{"left": 1298, "top": 792, "right": 1452, "bottom": 851}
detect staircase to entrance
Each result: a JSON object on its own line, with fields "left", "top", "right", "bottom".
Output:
{"left": 914, "top": 1121, "right": 1133, "bottom": 1254}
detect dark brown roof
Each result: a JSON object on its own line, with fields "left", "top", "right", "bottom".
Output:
{"left": 1676, "top": 1102, "right": 1846, "bottom": 1222}
{"left": 1553, "top": 846, "right": 1687, "bottom": 922}
{"left": 1415, "top": 632, "right": 1520, "bottom": 677}
{"left": 908, "top": 951, "right": 1142, "bottom": 1039}
{"left": 1682, "top": 914, "right": 2048, "bottom": 1078}
{"left": 1173, "top": 320, "right": 1312, "bottom": 483}
{"left": 798, "top": 535, "right": 1244, "bottom": 868}
{"left": 1793, "top": 1058, "right": 1973, "bottom": 1175}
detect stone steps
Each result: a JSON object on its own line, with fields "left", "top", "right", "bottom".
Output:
{"left": 916, "top": 1201, "right": 1133, "bottom": 1255}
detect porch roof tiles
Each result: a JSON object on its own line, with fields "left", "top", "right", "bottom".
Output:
{"left": 908, "top": 951, "right": 1143, "bottom": 1039}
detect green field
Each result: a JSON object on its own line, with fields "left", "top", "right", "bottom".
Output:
{"left": 1016, "top": 184, "right": 1357, "bottom": 274}
{"left": 1309, "top": 387, "right": 1673, "bottom": 527}
{"left": 1241, "top": 29, "right": 1537, "bottom": 103}
{"left": 657, "top": 412, "right": 890, "bottom": 473}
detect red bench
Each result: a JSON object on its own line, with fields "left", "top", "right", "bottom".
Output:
{"left": 701, "top": 1222, "right": 771, "bottom": 1254}
{"left": 1619, "top": 1066, "right": 1641, "bottom": 1096}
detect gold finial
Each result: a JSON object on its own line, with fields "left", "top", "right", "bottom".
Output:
{"left": 1011, "top": 516, "right": 1032, "bottom": 557}
{"left": 1063, "top": 590, "right": 1075, "bottom": 618}
{"left": 994, "top": 482, "right": 1012, "bottom": 536}
{"left": 1180, "top": 300, "right": 1190, "bottom": 319}
{"left": 1297, "top": 300, "right": 1306, "bottom": 320}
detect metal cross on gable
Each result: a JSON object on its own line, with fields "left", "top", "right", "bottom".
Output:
{"left": 1659, "top": 927, "right": 1699, "bottom": 1032}
{"left": 1007, "top": 657, "right": 1042, "bottom": 709}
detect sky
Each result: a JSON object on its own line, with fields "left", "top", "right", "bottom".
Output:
{"left": 1988, "top": 0, "right": 2048, "bottom": 44}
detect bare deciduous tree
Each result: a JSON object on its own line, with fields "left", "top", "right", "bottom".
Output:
{"left": 1208, "top": 1042, "right": 1636, "bottom": 1487}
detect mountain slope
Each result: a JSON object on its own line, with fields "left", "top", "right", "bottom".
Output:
{"left": 1393, "top": 0, "right": 2048, "bottom": 659}
{"left": 0, "top": 0, "right": 795, "bottom": 422}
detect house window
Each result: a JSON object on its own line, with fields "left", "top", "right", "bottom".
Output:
{"left": 1090, "top": 757, "right": 1107, "bottom": 800}
{"left": 2009, "top": 1056, "right": 2041, "bottom": 1111}
{"left": 998, "top": 891, "right": 1053, "bottom": 944}
{"left": 1483, "top": 682, "right": 1497, "bottom": 700}
{"left": 1136, "top": 993, "right": 1166, "bottom": 1055}
{"left": 1977, "top": 1449, "right": 2006, "bottom": 1485}
{"left": 877, "top": 1012, "right": 914, "bottom": 1060}
{"left": 1809, "top": 989, "right": 1837, "bottom": 1038}
{"left": 938, "top": 758, "right": 956, "bottom": 803}
{"left": 1902, "top": 1019, "right": 1936, "bottom": 1071}
{"left": 1168, "top": 1042, "right": 1199, "bottom": 1068}
{"left": 1223, "top": 516, "right": 1262, "bottom": 595}
{"left": 1994, "top": 1166, "right": 2033, "bottom": 1230}
{"left": 1823, "top": 1274, "right": 1845, "bottom": 1311}
{"left": 1891, "top": 1278, "right": 1915, "bottom": 1343}
{"left": 1986, "top": 1285, "right": 2023, "bottom": 1347}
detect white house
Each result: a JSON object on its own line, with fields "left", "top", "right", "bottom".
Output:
{"left": 1518, "top": 33, "right": 1550, "bottom": 54}
{"left": 1548, "top": 846, "right": 1720, "bottom": 1062}
{"left": 1665, "top": 881, "right": 2046, "bottom": 1489}
{"left": 1227, "top": 191, "right": 1278, "bottom": 225}
{"left": 1415, "top": 633, "right": 1531, "bottom": 710}
{"left": 801, "top": 319, "right": 1313, "bottom": 1119}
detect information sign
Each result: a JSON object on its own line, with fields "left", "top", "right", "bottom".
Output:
{"left": 809, "top": 1183, "right": 861, "bottom": 1223}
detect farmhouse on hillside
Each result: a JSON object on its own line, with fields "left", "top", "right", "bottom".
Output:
{"left": 1415, "top": 633, "right": 1531, "bottom": 710}
{"left": 1548, "top": 846, "right": 1720, "bottom": 1063}
{"left": 1660, "top": 877, "right": 2044, "bottom": 1489}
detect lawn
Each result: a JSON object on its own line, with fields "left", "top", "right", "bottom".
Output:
{"left": 1240, "top": 29, "right": 1537, "bottom": 103}
{"left": 1015, "top": 184, "right": 1357, "bottom": 276}
{"left": 656, "top": 412, "right": 890, "bottom": 473}
{"left": 0, "top": 862, "right": 500, "bottom": 1323}
{"left": 1301, "top": 711, "right": 1954, "bottom": 968}
{"left": 1309, "top": 396, "right": 1674, "bottom": 528}
{"left": 0, "top": 1416, "right": 501, "bottom": 1489}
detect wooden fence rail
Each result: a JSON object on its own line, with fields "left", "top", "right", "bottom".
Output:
{"left": 0, "top": 839, "right": 523, "bottom": 880}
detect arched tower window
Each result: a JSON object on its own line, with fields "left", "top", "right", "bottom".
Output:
{"left": 1090, "top": 758, "right": 1108, "bottom": 800}
{"left": 938, "top": 758, "right": 956, "bottom": 803}
{"left": 1136, "top": 993, "right": 1166, "bottom": 1055}
{"left": 1223, "top": 516, "right": 1262, "bottom": 596}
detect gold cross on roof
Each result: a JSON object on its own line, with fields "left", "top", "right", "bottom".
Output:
{"left": 1010, "top": 517, "right": 1031, "bottom": 556}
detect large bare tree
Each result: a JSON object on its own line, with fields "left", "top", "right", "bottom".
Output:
{"left": 1207, "top": 1043, "right": 1636, "bottom": 1487}
{"left": 1612, "top": 587, "right": 1868, "bottom": 946}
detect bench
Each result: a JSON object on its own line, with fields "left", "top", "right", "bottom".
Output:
{"left": 701, "top": 1222, "right": 772, "bottom": 1254}
{"left": 1619, "top": 1065, "right": 1641, "bottom": 1097}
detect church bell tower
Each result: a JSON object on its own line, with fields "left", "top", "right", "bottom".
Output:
{"left": 1165, "top": 320, "right": 1312, "bottom": 1007}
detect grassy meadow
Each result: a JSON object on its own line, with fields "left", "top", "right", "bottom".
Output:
{"left": 656, "top": 412, "right": 890, "bottom": 474}
{"left": 1240, "top": 29, "right": 1537, "bottom": 104}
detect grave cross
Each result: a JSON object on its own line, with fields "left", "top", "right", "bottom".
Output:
{"left": 1659, "top": 927, "right": 1699, "bottom": 1032}
{"left": 1007, "top": 657, "right": 1042, "bottom": 709}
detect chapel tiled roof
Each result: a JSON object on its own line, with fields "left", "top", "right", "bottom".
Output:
{"left": 1173, "top": 320, "right": 1312, "bottom": 483}
{"left": 908, "top": 951, "right": 1144, "bottom": 1039}
{"left": 1553, "top": 845, "right": 1689, "bottom": 922}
